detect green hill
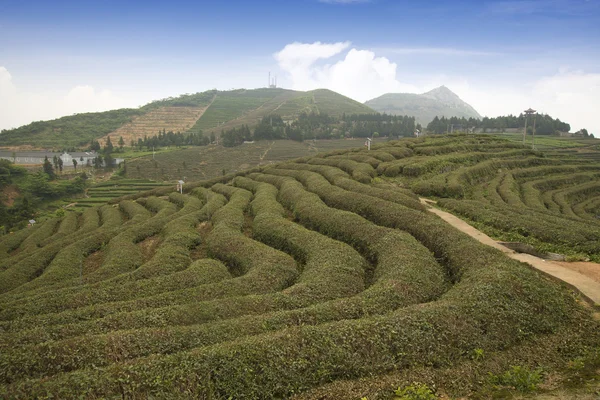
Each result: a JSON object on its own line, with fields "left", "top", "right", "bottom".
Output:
{"left": 0, "top": 88, "right": 374, "bottom": 148}
{"left": 365, "top": 85, "right": 481, "bottom": 125}
{"left": 0, "top": 134, "right": 599, "bottom": 399}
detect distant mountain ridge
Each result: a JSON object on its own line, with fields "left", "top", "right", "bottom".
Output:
{"left": 0, "top": 88, "right": 375, "bottom": 149}
{"left": 365, "top": 86, "right": 481, "bottom": 125}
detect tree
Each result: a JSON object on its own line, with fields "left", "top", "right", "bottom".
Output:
{"left": 210, "top": 132, "right": 216, "bottom": 144}
{"left": 104, "top": 153, "right": 113, "bottom": 169}
{"left": 43, "top": 156, "right": 55, "bottom": 179}
{"left": 581, "top": 128, "right": 589, "bottom": 138}
{"left": 118, "top": 136, "right": 125, "bottom": 150}
{"left": 72, "top": 159, "right": 78, "bottom": 171}
{"left": 90, "top": 139, "right": 101, "bottom": 152}
{"left": 57, "top": 157, "right": 63, "bottom": 173}
{"left": 104, "top": 137, "right": 114, "bottom": 154}
{"left": 94, "top": 155, "right": 103, "bottom": 169}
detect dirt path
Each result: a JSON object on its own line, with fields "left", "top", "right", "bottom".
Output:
{"left": 259, "top": 141, "right": 275, "bottom": 161}
{"left": 419, "top": 198, "right": 600, "bottom": 307}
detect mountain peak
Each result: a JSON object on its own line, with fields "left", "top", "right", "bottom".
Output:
{"left": 364, "top": 85, "right": 482, "bottom": 124}
{"left": 422, "top": 86, "right": 460, "bottom": 102}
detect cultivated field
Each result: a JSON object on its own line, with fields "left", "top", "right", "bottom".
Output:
{"left": 98, "top": 106, "right": 211, "bottom": 147}
{"left": 124, "top": 139, "right": 368, "bottom": 182}
{"left": 0, "top": 135, "right": 598, "bottom": 399}
{"left": 67, "top": 179, "right": 172, "bottom": 209}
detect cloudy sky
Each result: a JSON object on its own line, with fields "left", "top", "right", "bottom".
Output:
{"left": 1, "top": 0, "right": 599, "bottom": 133}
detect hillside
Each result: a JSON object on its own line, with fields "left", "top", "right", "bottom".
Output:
{"left": 0, "top": 88, "right": 374, "bottom": 149}
{"left": 0, "top": 135, "right": 599, "bottom": 399}
{"left": 365, "top": 85, "right": 481, "bottom": 125}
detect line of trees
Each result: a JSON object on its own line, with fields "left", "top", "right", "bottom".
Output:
{"left": 220, "top": 112, "right": 419, "bottom": 147}
{"left": 427, "top": 114, "right": 571, "bottom": 135}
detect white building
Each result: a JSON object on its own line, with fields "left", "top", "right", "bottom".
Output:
{"left": 0, "top": 151, "right": 122, "bottom": 167}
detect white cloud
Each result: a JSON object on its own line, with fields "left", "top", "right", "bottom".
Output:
{"left": 275, "top": 42, "right": 600, "bottom": 134}
{"left": 274, "top": 41, "right": 418, "bottom": 102}
{"left": 0, "top": 66, "right": 129, "bottom": 131}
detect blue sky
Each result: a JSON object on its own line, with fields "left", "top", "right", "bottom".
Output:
{"left": 1, "top": 0, "right": 599, "bottom": 133}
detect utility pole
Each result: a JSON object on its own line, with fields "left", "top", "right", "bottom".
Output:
{"left": 532, "top": 112, "right": 537, "bottom": 150}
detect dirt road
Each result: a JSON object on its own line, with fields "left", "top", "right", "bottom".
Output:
{"left": 420, "top": 198, "right": 600, "bottom": 307}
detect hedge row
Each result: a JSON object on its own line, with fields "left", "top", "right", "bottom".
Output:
{"left": 0, "top": 179, "right": 368, "bottom": 381}
{"left": 119, "top": 200, "right": 152, "bottom": 223}
{"left": 98, "top": 205, "right": 123, "bottom": 228}
{"left": 496, "top": 172, "right": 525, "bottom": 208}
{"left": 551, "top": 181, "right": 600, "bottom": 221}
{"left": 412, "top": 141, "right": 523, "bottom": 156}
{"left": 240, "top": 174, "right": 447, "bottom": 301}
{"left": 78, "top": 207, "right": 101, "bottom": 232}
{"left": 0, "top": 192, "right": 216, "bottom": 322}
{"left": 0, "top": 171, "right": 446, "bottom": 383}
{"left": 279, "top": 162, "right": 423, "bottom": 210}
{"left": 307, "top": 157, "right": 375, "bottom": 183}
{"left": 0, "top": 228, "right": 118, "bottom": 300}
{"left": 0, "top": 257, "right": 233, "bottom": 344}
{"left": 0, "top": 187, "right": 291, "bottom": 335}
{"left": 410, "top": 156, "right": 561, "bottom": 200}
{"left": 1, "top": 185, "right": 580, "bottom": 398}
{"left": 17, "top": 217, "right": 61, "bottom": 251}
{"left": 328, "top": 153, "right": 382, "bottom": 168}
{"left": 0, "top": 226, "right": 40, "bottom": 263}
{"left": 411, "top": 173, "right": 464, "bottom": 198}
{"left": 574, "top": 196, "right": 600, "bottom": 220}
{"left": 0, "top": 210, "right": 125, "bottom": 298}
{"left": 511, "top": 164, "right": 600, "bottom": 181}
{"left": 437, "top": 198, "right": 600, "bottom": 257}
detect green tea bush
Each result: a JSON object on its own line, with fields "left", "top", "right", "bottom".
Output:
{"left": 307, "top": 157, "right": 375, "bottom": 183}
{"left": 489, "top": 365, "right": 543, "bottom": 392}
{"left": 17, "top": 218, "right": 61, "bottom": 250}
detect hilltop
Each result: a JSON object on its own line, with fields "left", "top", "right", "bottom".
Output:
{"left": 0, "top": 88, "right": 374, "bottom": 149}
{"left": 365, "top": 85, "right": 481, "bottom": 125}
{"left": 0, "top": 134, "right": 599, "bottom": 399}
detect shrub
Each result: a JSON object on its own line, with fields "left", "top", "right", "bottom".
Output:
{"left": 394, "top": 383, "right": 437, "bottom": 400}
{"left": 489, "top": 365, "right": 543, "bottom": 393}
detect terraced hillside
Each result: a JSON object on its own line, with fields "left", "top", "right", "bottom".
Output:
{"left": 68, "top": 179, "right": 172, "bottom": 209}
{"left": 390, "top": 135, "right": 600, "bottom": 261}
{"left": 0, "top": 135, "right": 599, "bottom": 399}
{"left": 98, "top": 106, "right": 212, "bottom": 147}
{"left": 124, "top": 138, "right": 368, "bottom": 182}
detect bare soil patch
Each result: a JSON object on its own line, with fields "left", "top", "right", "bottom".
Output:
{"left": 1, "top": 184, "right": 20, "bottom": 207}
{"left": 82, "top": 250, "right": 104, "bottom": 276}
{"left": 555, "top": 261, "right": 600, "bottom": 284}
{"left": 190, "top": 221, "right": 212, "bottom": 260}
{"left": 137, "top": 235, "right": 161, "bottom": 262}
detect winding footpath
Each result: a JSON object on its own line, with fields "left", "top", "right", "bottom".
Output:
{"left": 420, "top": 198, "right": 600, "bottom": 307}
